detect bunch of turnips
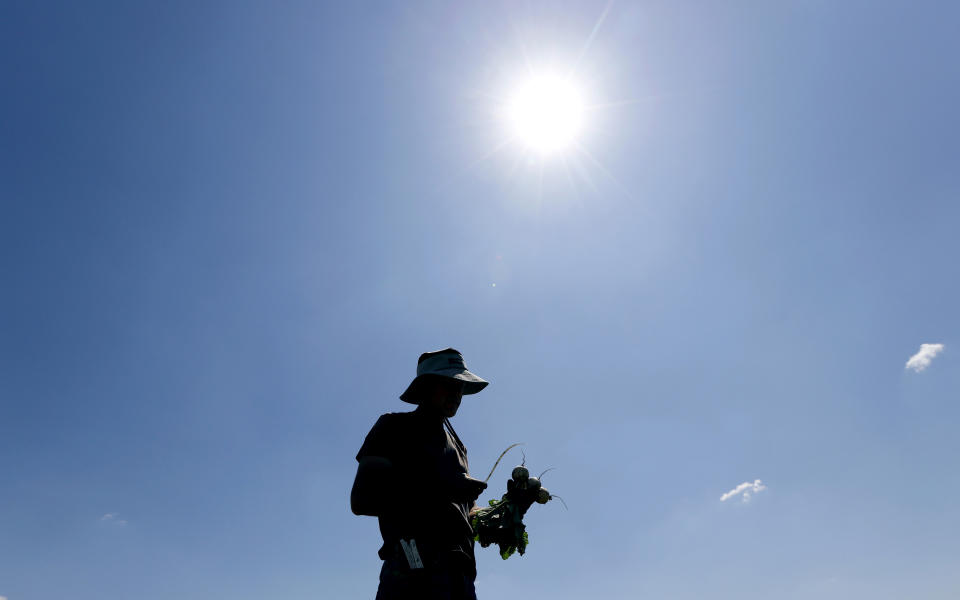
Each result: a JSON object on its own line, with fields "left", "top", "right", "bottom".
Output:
{"left": 471, "top": 446, "right": 565, "bottom": 560}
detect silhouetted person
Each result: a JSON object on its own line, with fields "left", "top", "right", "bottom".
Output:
{"left": 352, "top": 348, "right": 489, "bottom": 600}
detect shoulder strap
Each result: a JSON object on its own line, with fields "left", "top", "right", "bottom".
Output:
{"left": 443, "top": 417, "right": 467, "bottom": 456}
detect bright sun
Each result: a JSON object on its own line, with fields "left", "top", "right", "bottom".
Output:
{"left": 507, "top": 73, "right": 585, "bottom": 155}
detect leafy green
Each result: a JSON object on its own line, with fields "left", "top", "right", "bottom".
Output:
{"left": 472, "top": 494, "right": 532, "bottom": 560}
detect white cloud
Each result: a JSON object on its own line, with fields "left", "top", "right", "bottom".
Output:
{"left": 100, "top": 513, "right": 127, "bottom": 526}
{"left": 721, "top": 479, "right": 767, "bottom": 503}
{"left": 905, "top": 343, "right": 945, "bottom": 373}
{"left": 1, "top": 595, "right": 8, "bottom": 600}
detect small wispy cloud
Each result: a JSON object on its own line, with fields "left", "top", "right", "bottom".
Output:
{"left": 721, "top": 479, "right": 767, "bottom": 503}
{"left": 100, "top": 513, "right": 127, "bottom": 526}
{"left": 1, "top": 594, "right": 8, "bottom": 600}
{"left": 905, "top": 343, "right": 945, "bottom": 373}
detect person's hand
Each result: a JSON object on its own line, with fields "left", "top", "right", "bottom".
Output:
{"left": 452, "top": 475, "right": 488, "bottom": 503}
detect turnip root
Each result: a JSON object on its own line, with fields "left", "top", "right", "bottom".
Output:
{"left": 535, "top": 487, "right": 567, "bottom": 508}
{"left": 511, "top": 465, "right": 529, "bottom": 483}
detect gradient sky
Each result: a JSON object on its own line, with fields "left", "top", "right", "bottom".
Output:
{"left": 2, "top": 2, "right": 959, "bottom": 599}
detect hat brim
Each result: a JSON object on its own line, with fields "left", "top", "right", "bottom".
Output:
{"left": 399, "top": 369, "right": 488, "bottom": 404}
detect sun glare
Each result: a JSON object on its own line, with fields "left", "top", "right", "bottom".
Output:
{"left": 507, "top": 73, "right": 584, "bottom": 155}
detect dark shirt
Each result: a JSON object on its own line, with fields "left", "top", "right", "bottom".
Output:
{"left": 356, "top": 405, "right": 476, "bottom": 568}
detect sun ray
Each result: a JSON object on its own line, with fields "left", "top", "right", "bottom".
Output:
{"left": 573, "top": 142, "right": 635, "bottom": 203}
{"left": 582, "top": 98, "right": 657, "bottom": 111}
{"left": 570, "top": 152, "right": 600, "bottom": 196}
{"left": 537, "top": 158, "right": 545, "bottom": 207}
{"left": 560, "top": 155, "right": 580, "bottom": 198}
{"left": 461, "top": 135, "right": 520, "bottom": 175}
{"left": 571, "top": 0, "right": 616, "bottom": 76}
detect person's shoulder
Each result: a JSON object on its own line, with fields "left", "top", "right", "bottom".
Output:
{"left": 374, "top": 410, "right": 416, "bottom": 422}
{"left": 357, "top": 410, "right": 417, "bottom": 461}
{"left": 371, "top": 410, "right": 417, "bottom": 431}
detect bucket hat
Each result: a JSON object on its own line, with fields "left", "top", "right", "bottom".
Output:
{"left": 400, "top": 348, "right": 488, "bottom": 404}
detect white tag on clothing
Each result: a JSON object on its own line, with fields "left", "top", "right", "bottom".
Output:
{"left": 399, "top": 539, "right": 424, "bottom": 569}
{"left": 408, "top": 539, "right": 424, "bottom": 569}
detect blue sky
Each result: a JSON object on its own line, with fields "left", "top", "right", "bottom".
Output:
{"left": 2, "top": 1, "right": 959, "bottom": 599}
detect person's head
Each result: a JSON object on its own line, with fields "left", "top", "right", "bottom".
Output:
{"left": 399, "top": 348, "right": 488, "bottom": 414}
{"left": 419, "top": 374, "right": 466, "bottom": 418}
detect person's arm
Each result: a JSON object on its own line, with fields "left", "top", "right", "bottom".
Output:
{"left": 351, "top": 460, "right": 487, "bottom": 516}
{"left": 352, "top": 414, "right": 400, "bottom": 517}
{"left": 350, "top": 456, "right": 394, "bottom": 517}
